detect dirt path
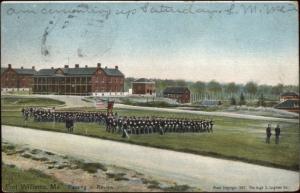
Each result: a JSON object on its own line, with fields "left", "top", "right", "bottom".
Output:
{"left": 2, "top": 149, "right": 173, "bottom": 192}
{"left": 2, "top": 125, "right": 299, "bottom": 192}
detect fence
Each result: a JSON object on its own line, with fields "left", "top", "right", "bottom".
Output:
{"left": 190, "top": 92, "right": 279, "bottom": 103}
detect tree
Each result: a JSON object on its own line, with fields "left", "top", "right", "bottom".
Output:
{"left": 271, "top": 84, "right": 284, "bottom": 95}
{"left": 225, "top": 82, "right": 238, "bottom": 94}
{"left": 230, "top": 97, "right": 237, "bottom": 105}
{"left": 155, "top": 79, "right": 167, "bottom": 93}
{"left": 239, "top": 93, "right": 246, "bottom": 105}
{"left": 207, "top": 80, "right": 222, "bottom": 93}
{"left": 124, "top": 77, "right": 135, "bottom": 92}
{"left": 245, "top": 81, "right": 258, "bottom": 96}
{"left": 257, "top": 94, "right": 266, "bottom": 107}
{"left": 175, "top": 79, "right": 187, "bottom": 87}
{"left": 257, "top": 85, "right": 272, "bottom": 95}
{"left": 191, "top": 81, "right": 206, "bottom": 93}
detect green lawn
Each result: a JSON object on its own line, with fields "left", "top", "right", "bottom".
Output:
{"left": 2, "top": 164, "right": 74, "bottom": 192}
{"left": 1, "top": 97, "right": 299, "bottom": 171}
{"left": 1, "top": 96, "right": 65, "bottom": 110}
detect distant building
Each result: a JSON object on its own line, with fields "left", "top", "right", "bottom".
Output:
{"left": 1, "top": 64, "right": 36, "bottom": 91}
{"left": 132, "top": 78, "right": 155, "bottom": 95}
{"left": 275, "top": 91, "right": 300, "bottom": 113}
{"left": 201, "top": 100, "right": 222, "bottom": 106}
{"left": 280, "top": 92, "right": 299, "bottom": 102}
{"left": 274, "top": 100, "right": 299, "bottom": 113}
{"left": 163, "top": 87, "right": 190, "bottom": 103}
{"left": 32, "top": 63, "right": 125, "bottom": 95}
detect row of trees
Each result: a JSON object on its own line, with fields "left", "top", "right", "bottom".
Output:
{"left": 230, "top": 93, "right": 269, "bottom": 107}
{"left": 124, "top": 77, "right": 299, "bottom": 101}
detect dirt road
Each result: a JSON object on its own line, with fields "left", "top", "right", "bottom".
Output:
{"left": 2, "top": 125, "right": 298, "bottom": 192}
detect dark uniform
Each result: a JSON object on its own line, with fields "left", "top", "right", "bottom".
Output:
{"left": 69, "top": 117, "right": 74, "bottom": 133}
{"left": 275, "top": 124, "right": 281, "bottom": 144}
{"left": 266, "top": 124, "right": 272, "bottom": 144}
{"left": 65, "top": 116, "right": 71, "bottom": 132}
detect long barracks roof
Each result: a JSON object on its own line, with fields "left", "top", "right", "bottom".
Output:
{"left": 34, "top": 67, "right": 124, "bottom": 77}
{"left": 15, "top": 68, "right": 37, "bottom": 75}
{"left": 102, "top": 68, "right": 124, "bottom": 77}
{"left": 1, "top": 67, "right": 36, "bottom": 75}
{"left": 163, "top": 87, "right": 190, "bottom": 94}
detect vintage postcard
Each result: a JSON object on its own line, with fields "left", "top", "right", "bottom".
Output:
{"left": 1, "top": 1, "right": 299, "bottom": 192}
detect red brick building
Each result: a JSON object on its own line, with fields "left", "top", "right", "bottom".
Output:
{"left": 1, "top": 64, "right": 36, "bottom": 91}
{"left": 163, "top": 87, "right": 191, "bottom": 103}
{"left": 132, "top": 78, "right": 155, "bottom": 95}
{"left": 280, "top": 92, "right": 299, "bottom": 102}
{"left": 275, "top": 92, "right": 300, "bottom": 113}
{"left": 32, "top": 63, "right": 124, "bottom": 95}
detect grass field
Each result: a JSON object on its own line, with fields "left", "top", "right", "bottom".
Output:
{"left": 2, "top": 164, "right": 74, "bottom": 192}
{"left": 1, "top": 96, "right": 65, "bottom": 109}
{"left": 1, "top": 97, "right": 299, "bottom": 171}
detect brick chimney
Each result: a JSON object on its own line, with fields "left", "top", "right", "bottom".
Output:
{"left": 8, "top": 64, "right": 12, "bottom": 69}
{"left": 115, "top": 65, "right": 118, "bottom": 69}
{"left": 32, "top": 66, "right": 35, "bottom": 70}
{"left": 97, "top": 63, "right": 101, "bottom": 68}
{"left": 64, "top": 65, "right": 69, "bottom": 68}
{"left": 75, "top": 64, "right": 79, "bottom": 68}
{"left": 21, "top": 66, "right": 24, "bottom": 69}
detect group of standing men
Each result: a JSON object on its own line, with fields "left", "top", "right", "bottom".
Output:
{"left": 266, "top": 124, "right": 281, "bottom": 144}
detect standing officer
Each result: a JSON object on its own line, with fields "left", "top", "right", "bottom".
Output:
{"left": 70, "top": 116, "right": 74, "bottom": 133}
{"left": 65, "top": 116, "right": 70, "bottom": 132}
{"left": 275, "top": 124, "right": 281, "bottom": 144}
{"left": 209, "top": 120, "right": 214, "bottom": 133}
{"left": 266, "top": 124, "right": 272, "bottom": 144}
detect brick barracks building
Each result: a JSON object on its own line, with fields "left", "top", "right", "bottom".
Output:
{"left": 132, "top": 78, "right": 156, "bottom": 95}
{"left": 163, "top": 86, "right": 191, "bottom": 103}
{"left": 32, "top": 63, "right": 125, "bottom": 95}
{"left": 1, "top": 64, "right": 36, "bottom": 91}
{"left": 275, "top": 92, "right": 300, "bottom": 113}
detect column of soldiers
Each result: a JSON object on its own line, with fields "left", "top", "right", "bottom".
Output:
{"left": 266, "top": 124, "right": 281, "bottom": 144}
{"left": 21, "top": 107, "right": 214, "bottom": 137}
{"left": 22, "top": 107, "right": 107, "bottom": 123}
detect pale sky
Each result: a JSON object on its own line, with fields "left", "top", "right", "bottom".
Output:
{"left": 1, "top": 2, "right": 299, "bottom": 85}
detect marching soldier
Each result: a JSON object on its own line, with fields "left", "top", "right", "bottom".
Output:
{"left": 69, "top": 116, "right": 74, "bottom": 133}
{"left": 65, "top": 116, "right": 70, "bottom": 132}
{"left": 24, "top": 110, "right": 29, "bottom": 121}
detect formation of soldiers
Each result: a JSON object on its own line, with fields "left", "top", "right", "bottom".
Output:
{"left": 21, "top": 107, "right": 214, "bottom": 137}
{"left": 21, "top": 107, "right": 106, "bottom": 123}
{"left": 105, "top": 115, "right": 214, "bottom": 137}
